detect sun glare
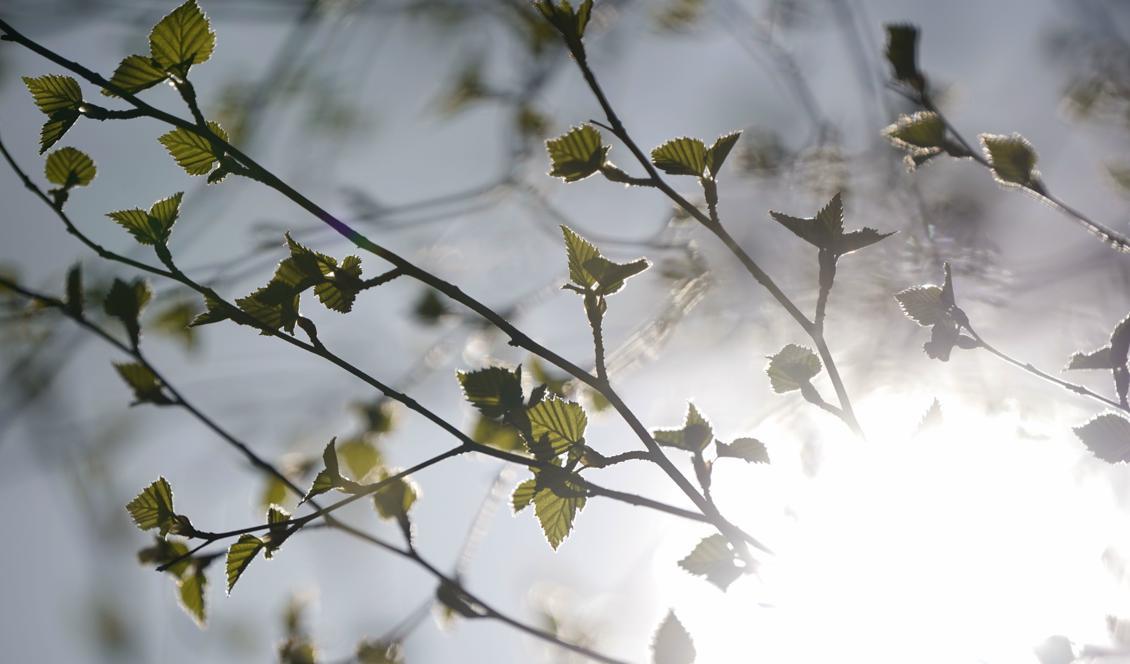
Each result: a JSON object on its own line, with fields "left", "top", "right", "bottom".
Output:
{"left": 657, "top": 395, "right": 1129, "bottom": 664}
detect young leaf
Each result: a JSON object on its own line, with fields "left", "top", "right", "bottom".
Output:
{"left": 104, "top": 278, "right": 152, "bottom": 347}
{"left": 653, "top": 403, "right": 714, "bottom": 452}
{"left": 158, "top": 122, "right": 228, "bottom": 176}
{"left": 114, "top": 362, "right": 172, "bottom": 405}
{"left": 531, "top": 470, "right": 586, "bottom": 550}
{"left": 235, "top": 282, "right": 300, "bottom": 334}
{"left": 546, "top": 124, "right": 609, "bottom": 182}
{"left": 769, "top": 193, "right": 892, "bottom": 256}
{"left": 652, "top": 611, "right": 696, "bottom": 664}
{"left": 457, "top": 366, "right": 525, "bottom": 419}
{"left": 979, "top": 133, "right": 1039, "bottom": 188}
{"left": 766, "top": 344, "right": 822, "bottom": 393}
{"left": 715, "top": 437, "right": 769, "bottom": 463}
{"left": 1074, "top": 413, "right": 1130, "bottom": 463}
{"left": 226, "top": 534, "right": 265, "bottom": 593}
{"left": 149, "top": 0, "right": 216, "bottom": 78}
{"left": 1065, "top": 346, "right": 1113, "bottom": 371}
{"left": 177, "top": 567, "right": 207, "bottom": 626}
{"left": 651, "top": 137, "right": 707, "bottom": 177}
{"left": 137, "top": 536, "right": 191, "bottom": 577}
{"left": 65, "top": 264, "right": 83, "bottom": 316}
{"left": 678, "top": 534, "right": 743, "bottom": 591}
{"left": 314, "top": 254, "right": 364, "bottom": 313}
{"left": 582, "top": 255, "right": 650, "bottom": 295}
{"left": 561, "top": 225, "right": 650, "bottom": 294}
{"left": 372, "top": 469, "right": 418, "bottom": 522}
{"left": 705, "top": 131, "right": 742, "bottom": 178}
{"left": 894, "top": 285, "right": 946, "bottom": 326}
{"left": 44, "top": 147, "right": 96, "bottom": 188}
{"left": 305, "top": 439, "right": 346, "bottom": 502}
{"left": 562, "top": 225, "right": 600, "bottom": 289}
{"left": 526, "top": 397, "right": 588, "bottom": 455}
{"left": 534, "top": 0, "right": 595, "bottom": 46}
{"left": 22, "top": 74, "right": 82, "bottom": 115}
{"left": 189, "top": 293, "right": 230, "bottom": 327}
{"left": 338, "top": 438, "right": 382, "bottom": 481}
{"left": 264, "top": 506, "right": 291, "bottom": 559}
{"left": 107, "top": 192, "right": 184, "bottom": 245}
{"left": 103, "top": 55, "right": 168, "bottom": 96}
{"left": 126, "top": 477, "right": 177, "bottom": 536}
{"left": 511, "top": 477, "right": 537, "bottom": 513}
{"left": 884, "top": 24, "right": 925, "bottom": 92}
{"left": 882, "top": 111, "right": 946, "bottom": 168}
{"left": 472, "top": 416, "right": 525, "bottom": 452}
{"left": 39, "top": 116, "right": 79, "bottom": 154}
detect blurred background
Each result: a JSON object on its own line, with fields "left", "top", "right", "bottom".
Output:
{"left": 2, "top": 0, "right": 1130, "bottom": 662}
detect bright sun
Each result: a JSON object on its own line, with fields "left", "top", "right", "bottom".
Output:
{"left": 657, "top": 394, "right": 1130, "bottom": 664}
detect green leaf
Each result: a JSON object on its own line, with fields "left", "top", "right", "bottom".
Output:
{"left": 225, "top": 534, "right": 265, "bottom": 593}
{"left": 883, "top": 112, "right": 945, "bottom": 151}
{"left": 766, "top": 344, "right": 822, "bottom": 393}
{"left": 264, "top": 506, "right": 291, "bottom": 558}
{"left": 126, "top": 477, "right": 177, "bottom": 536}
{"left": 561, "top": 225, "right": 649, "bottom": 294}
{"left": 511, "top": 478, "right": 537, "bottom": 513}
{"left": 44, "top": 147, "right": 96, "bottom": 187}
{"left": 114, "top": 361, "right": 172, "bottom": 405}
{"left": 158, "top": 121, "right": 228, "bottom": 176}
{"left": 189, "top": 293, "right": 230, "bottom": 327}
{"left": 534, "top": 0, "right": 595, "bottom": 45}
{"left": 314, "top": 254, "right": 364, "bottom": 313}
{"left": 261, "top": 475, "right": 290, "bottom": 512}
{"left": 107, "top": 192, "right": 183, "bottom": 245}
{"left": 894, "top": 285, "right": 946, "bottom": 326}
{"left": 652, "top": 611, "right": 696, "bottom": 664}
{"left": 177, "top": 567, "right": 207, "bottom": 626}
{"left": 678, "top": 534, "right": 743, "bottom": 591}
{"left": 338, "top": 438, "right": 382, "bottom": 481}
{"left": 149, "top": 0, "right": 216, "bottom": 78}
{"left": 39, "top": 115, "right": 79, "bottom": 154}
{"left": 531, "top": 469, "right": 586, "bottom": 550}
{"left": 651, "top": 137, "right": 707, "bottom": 176}
{"left": 235, "top": 281, "right": 300, "bottom": 334}
{"left": 562, "top": 225, "right": 600, "bottom": 289}
{"left": 305, "top": 438, "right": 346, "bottom": 502}
{"left": 1074, "top": 413, "right": 1130, "bottom": 463}
{"left": 22, "top": 74, "right": 82, "bottom": 115}
{"left": 884, "top": 24, "right": 924, "bottom": 91}
{"left": 546, "top": 124, "right": 608, "bottom": 182}
{"left": 151, "top": 300, "right": 201, "bottom": 351}
{"left": 705, "top": 131, "right": 741, "bottom": 178}
{"left": 1066, "top": 346, "right": 1114, "bottom": 371}
{"left": 769, "top": 193, "right": 893, "bottom": 256}
{"left": 103, "top": 54, "right": 168, "bottom": 97}
{"left": 715, "top": 437, "right": 769, "bottom": 463}
{"left": 527, "top": 397, "right": 588, "bottom": 455}
{"left": 472, "top": 415, "right": 524, "bottom": 452}
{"left": 356, "top": 641, "right": 404, "bottom": 664}
{"left": 104, "top": 278, "right": 152, "bottom": 347}
{"left": 457, "top": 365, "right": 525, "bottom": 419}
{"left": 137, "top": 536, "right": 191, "bottom": 577}
{"left": 653, "top": 403, "right": 714, "bottom": 452}
{"left": 979, "top": 133, "right": 1039, "bottom": 188}
{"left": 372, "top": 469, "right": 418, "bottom": 521}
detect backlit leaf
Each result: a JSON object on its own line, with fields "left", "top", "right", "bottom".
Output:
{"left": 715, "top": 437, "right": 768, "bottom": 463}
{"left": 705, "top": 131, "right": 741, "bottom": 178}
{"left": 372, "top": 469, "right": 418, "bottom": 521}
{"left": 103, "top": 54, "right": 167, "bottom": 96}
{"left": 149, "top": 0, "right": 216, "bottom": 78}
{"left": 561, "top": 225, "right": 649, "bottom": 294}
{"left": 894, "top": 285, "right": 946, "bottom": 326}
{"left": 511, "top": 478, "right": 537, "bottom": 513}
{"left": 546, "top": 124, "right": 608, "bottom": 182}
{"left": 22, "top": 74, "right": 82, "bottom": 115}
{"left": 651, "top": 137, "right": 707, "bottom": 176}
{"left": 1074, "top": 413, "right": 1130, "bottom": 463}
{"left": 531, "top": 469, "right": 586, "bottom": 550}
{"left": 264, "top": 506, "right": 291, "bottom": 559}
{"left": 678, "top": 534, "right": 743, "bottom": 591}
{"left": 1066, "top": 346, "right": 1114, "bottom": 371}
{"left": 652, "top": 611, "right": 696, "bottom": 664}
{"left": 104, "top": 278, "right": 152, "bottom": 347}
{"left": 457, "top": 366, "right": 524, "bottom": 419}
{"left": 38, "top": 115, "right": 78, "bottom": 154}
{"left": 338, "top": 438, "right": 381, "bottom": 481}
{"left": 126, "top": 477, "right": 177, "bottom": 536}
{"left": 562, "top": 225, "right": 600, "bottom": 289}
{"left": 766, "top": 344, "right": 821, "bottom": 393}
{"left": 225, "top": 534, "right": 264, "bottom": 593}
{"left": 305, "top": 438, "right": 345, "bottom": 502}
{"left": 114, "top": 361, "right": 172, "bottom": 405}
{"left": 980, "top": 133, "right": 1039, "bottom": 188}
{"left": 473, "top": 415, "right": 524, "bottom": 452}
{"left": 653, "top": 403, "right": 713, "bottom": 452}
{"left": 527, "top": 397, "right": 588, "bottom": 455}
{"left": 107, "top": 192, "right": 183, "bottom": 245}
{"left": 158, "top": 121, "right": 228, "bottom": 176}
{"left": 177, "top": 567, "right": 207, "bottom": 626}
{"left": 885, "top": 24, "right": 924, "bottom": 91}
{"left": 44, "top": 147, "right": 96, "bottom": 187}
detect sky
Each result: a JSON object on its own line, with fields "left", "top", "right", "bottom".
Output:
{"left": 2, "top": 0, "right": 1130, "bottom": 662}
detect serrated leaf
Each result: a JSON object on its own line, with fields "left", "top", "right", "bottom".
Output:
{"left": 531, "top": 470, "right": 586, "bottom": 550}
{"left": 189, "top": 293, "right": 230, "bottom": 327}
{"left": 314, "top": 254, "right": 363, "bottom": 313}
{"left": 705, "top": 131, "right": 741, "bottom": 178}
{"left": 137, "top": 536, "right": 191, "bottom": 577}
{"left": 264, "top": 506, "right": 291, "bottom": 558}
{"left": 653, "top": 403, "right": 714, "bottom": 452}
{"left": 305, "top": 438, "right": 345, "bottom": 502}
{"left": 235, "top": 281, "right": 300, "bottom": 334}
{"left": 769, "top": 193, "right": 892, "bottom": 256}
{"left": 177, "top": 567, "right": 207, "bottom": 626}
{"left": 1066, "top": 346, "right": 1114, "bottom": 371}
{"left": 114, "top": 361, "right": 171, "bottom": 405}
{"left": 562, "top": 225, "right": 600, "bottom": 289}
{"left": 1074, "top": 413, "right": 1130, "bottom": 463}
{"left": 527, "top": 397, "right": 588, "bottom": 455}
{"left": 582, "top": 255, "right": 650, "bottom": 295}
{"left": 225, "top": 534, "right": 264, "bottom": 593}
{"left": 917, "top": 399, "right": 944, "bottom": 434}
{"left": 338, "top": 438, "right": 381, "bottom": 481}
{"left": 715, "top": 437, "right": 768, "bottom": 463}
{"left": 158, "top": 121, "right": 228, "bottom": 176}
{"left": 104, "top": 278, "right": 152, "bottom": 347}
{"left": 126, "top": 477, "right": 177, "bottom": 536}
{"left": 535, "top": 0, "right": 595, "bottom": 45}
{"left": 885, "top": 24, "right": 924, "bottom": 90}
{"left": 882, "top": 112, "right": 945, "bottom": 152}
{"left": 44, "top": 147, "right": 96, "bottom": 187}
{"left": 149, "top": 0, "right": 216, "bottom": 78}
{"left": 766, "top": 344, "right": 822, "bottom": 393}
{"left": 372, "top": 469, "right": 418, "bottom": 521}
{"left": 980, "top": 133, "right": 1039, "bottom": 188}
{"left": 546, "top": 124, "right": 608, "bottom": 182}
{"left": 457, "top": 366, "right": 525, "bottom": 419}
{"left": 22, "top": 74, "right": 82, "bottom": 115}
{"left": 103, "top": 54, "right": 168, "bottom": 97}
{"left": 107, "top": 192, "right": 182, "bottom": 245}
{"left": 651, "top": 137, "right": 707, "bottom": 176}
{"left": 894, "top": 285, "right": 946, "bottom": 326}
{"left": 653, "top": 611, "right": 696, "bottom": 664}
{"left": 511, "top": 478, "right": 537, "bottom": 513}
{"left": 678, "top": 534, "right": 743, "bottom": 591}
{"left": 38, "top": 114, "right": 79, "bottom": 154}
